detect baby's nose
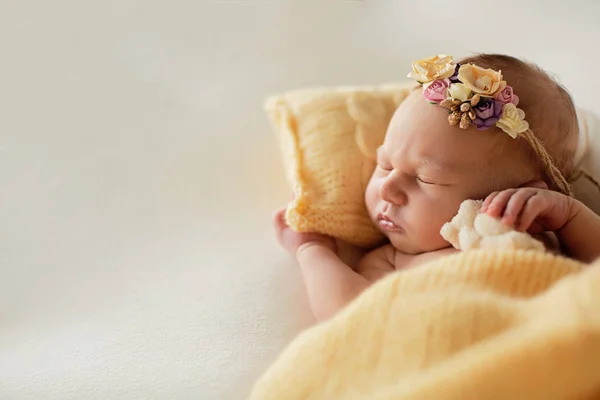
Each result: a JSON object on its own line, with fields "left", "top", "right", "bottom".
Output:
{"left": 379, "top": 175, "right": 407, "bottom": 206}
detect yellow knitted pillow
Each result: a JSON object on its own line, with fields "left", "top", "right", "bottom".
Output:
{"left": 266, "top": 83, "right": 413, "bottom": 247}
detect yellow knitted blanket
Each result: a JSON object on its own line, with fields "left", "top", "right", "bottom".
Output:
{"left": 250, "top": 251, "right": 600, "bottom": 400}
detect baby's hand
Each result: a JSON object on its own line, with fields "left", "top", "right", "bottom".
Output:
{"left": 481, "top": 188, "right": 574, "bottom": 234}
{"left": 272, "top": 208, "right": 336, "bottom": 254}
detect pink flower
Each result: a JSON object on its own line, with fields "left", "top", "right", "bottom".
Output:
{"left": 423, "top": 79, "right": 450, "bottom": 103}
{"left": 495, "top": 85, "right": 519, "bottom": 105}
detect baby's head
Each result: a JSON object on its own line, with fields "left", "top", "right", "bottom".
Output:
{"left": 365, "top": 54, "right": 578, "bottom": 254}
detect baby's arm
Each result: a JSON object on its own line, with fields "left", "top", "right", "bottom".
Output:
{"left": 555, "top": 200, "right": 600, "bottom": 262}
{"left": 296, "top": 244, "right": 373, "bottom": 321}
{"left": 273, "top": 209, "right": 378, "bottom": 321}
{"left": 297, "top": 243, "right": 459, "bottom": 320}
{"left": 482, "top": 188, "right": 600, "bottom": 262}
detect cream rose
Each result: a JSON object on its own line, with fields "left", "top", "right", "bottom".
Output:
{"left": 447, "top": 83, "right": 472, "bottom": 102}
{"left": 407, "top": 55, "right": 456, "bottom": 84}
{"left": 495, "top": 103, "right": 529, "bottom": 138}
{"left": 458, "top": 64, "right": 507, "bottom": 97}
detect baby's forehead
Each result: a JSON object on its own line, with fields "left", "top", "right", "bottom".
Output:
{"left": 384, "top": 94, "right": 500, "bottom": 170}
{"left": 378, "top": 144, "right": 463, "bottom": 171}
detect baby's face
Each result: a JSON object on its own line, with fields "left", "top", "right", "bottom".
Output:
{"left": 365, "top": 91, "right": 510, "bottom": 254}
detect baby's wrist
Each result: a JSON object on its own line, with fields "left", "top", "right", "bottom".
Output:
{"left": 296, "top": 240, "right": 337, "bottom": 258}
{"left": 564, "top": 197, "right": 583, "bottom": 226}
{"left": 556, "top": 197, "right": 584, "bottom": 238}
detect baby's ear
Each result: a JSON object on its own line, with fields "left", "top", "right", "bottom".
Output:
{"left": 519, "top": 180, "right": 548, "bottom": 190}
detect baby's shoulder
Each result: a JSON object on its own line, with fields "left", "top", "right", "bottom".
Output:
{"left": 355, "top": 244, "right": 396, "bottom": 282}
{"left": 394, "top": 247, "right": 459, "bottom": 270}
{"left": 357, "top": 245, "right": 459, "bottom": 281}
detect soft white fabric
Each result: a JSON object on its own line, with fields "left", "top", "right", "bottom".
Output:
{"left": 573, "top": 109, "right": 600, "bottom": 214}
{"left": 579, "top": 111, "right": 600, "bottom": 183}
{"left": 2, "top": 1, "right": 600, "bottom": 400}
{"left": 574, "top": 111, "right": 590, "bottom": 170}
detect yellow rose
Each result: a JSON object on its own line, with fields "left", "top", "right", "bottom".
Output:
{"left": 495, "top": 103, "right": 529, "bottom": 138}
{"left": 447, "top": 83, "right": 472, "bottom": 102}
{"left": 457, "top": 64, "right": 507, "bottom": 97}
{"left": 407, "top": 55, "right": 456, "bottom": 84}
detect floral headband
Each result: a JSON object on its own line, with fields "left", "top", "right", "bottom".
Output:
{"left": 408, "top": 54, "right": 573, "bottom": 196}
{"left": 408, "top": 55, "right": 528, "bottom": 138}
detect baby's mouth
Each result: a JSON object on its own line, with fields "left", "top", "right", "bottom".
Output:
{"left": 377, "top": 213, "right": 402, "bottom": 232}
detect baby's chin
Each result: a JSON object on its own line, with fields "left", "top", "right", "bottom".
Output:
{"left": 388, "top": 238, "right": 424, "bottom": 255}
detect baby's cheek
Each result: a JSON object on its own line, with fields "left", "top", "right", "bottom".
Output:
{"left": 364, "top": 181, "right": 378, "bottom": 215}
{"left": 419, "top": 200, "right": 456, "bottom": 235}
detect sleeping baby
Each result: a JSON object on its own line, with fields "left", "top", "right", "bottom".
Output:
{"left": 273, "top": 54, "right": 600, "bottom": 321}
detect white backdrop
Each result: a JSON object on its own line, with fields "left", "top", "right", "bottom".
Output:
{"left": 1, "top": 1, "right": 599, "bottom": 399}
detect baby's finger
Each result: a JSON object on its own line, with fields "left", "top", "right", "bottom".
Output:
{"left": 481, "top": 191, "right": 500, "bottom": 213}
{"left": 272, "top": 208, "right": 288, "bottom": 240}
{"left": 485, "top": 189, "right": 518, "bottom": 218}
{"left": 272, "top": 208, "right": 286, "bottom": 224}
{"left": 515, "top": 192, "right": 545, "bottom": 231}
{"left": 502, "top": 189, "right": 536, "bottom": 226}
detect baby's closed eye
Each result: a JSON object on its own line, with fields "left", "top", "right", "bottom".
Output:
{"left": 416, "top": 176, "right": 436, "bottom": 185}
{"left": 416, "top": 175, "right": 454, "bottom": 186}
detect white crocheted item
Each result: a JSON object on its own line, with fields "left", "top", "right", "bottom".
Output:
{"left": 440, "top": 200, "right": 545, "bottom": 251}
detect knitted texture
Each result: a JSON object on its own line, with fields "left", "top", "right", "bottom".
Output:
{"left": 250, "top": 250, "right": 600, "bottom": 400}
{"left": 265, "top": 83, "right": 412, "bottom": 247}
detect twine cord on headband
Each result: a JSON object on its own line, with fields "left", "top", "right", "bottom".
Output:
{"left": 519, "top": 129, "right": 573, "bottom": 196}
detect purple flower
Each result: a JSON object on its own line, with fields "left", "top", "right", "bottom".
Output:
{"left": 449, "top": 64, "right": 461, "bottom": 83}
{"left": 472, "top": 99, "right": 504, "bottom": 130}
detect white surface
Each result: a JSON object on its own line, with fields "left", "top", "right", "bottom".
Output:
{"left": 1, "top": 1, "right": 600, "bottom": 399}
